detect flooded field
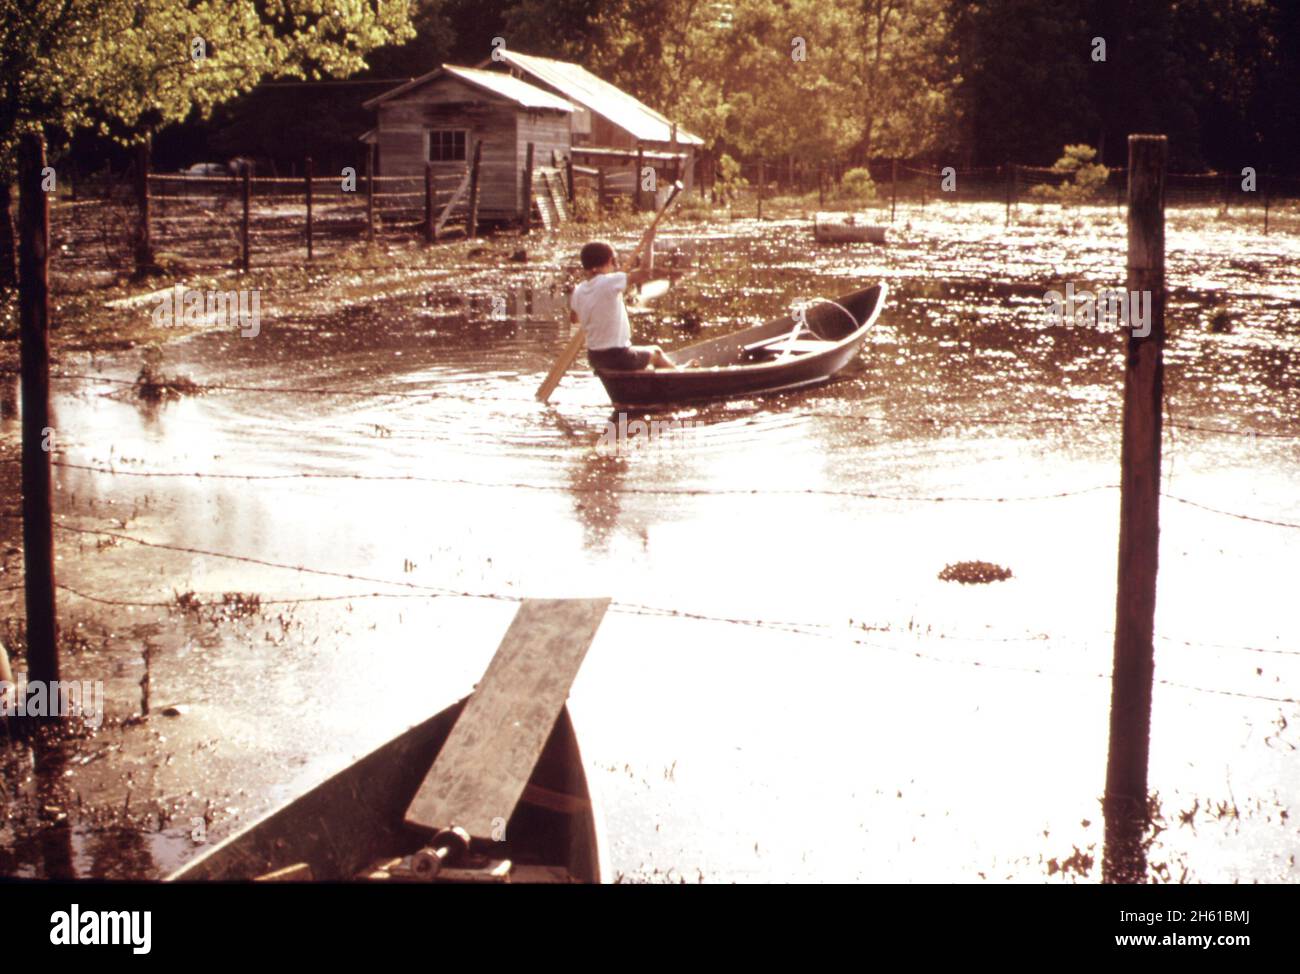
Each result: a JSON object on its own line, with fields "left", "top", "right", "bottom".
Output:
{"left": 1, "top": 202, "right": 1298, "bottom": 882}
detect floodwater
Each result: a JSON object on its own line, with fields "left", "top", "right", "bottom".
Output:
{"left": 1, "top": 202, "right": 1298, "bottom": 882}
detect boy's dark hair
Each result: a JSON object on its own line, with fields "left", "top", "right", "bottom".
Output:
{"left": 580, "top": 241, "right": 616, "bottom": 271}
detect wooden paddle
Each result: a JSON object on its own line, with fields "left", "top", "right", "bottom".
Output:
{"left": 535, "top": 181, "right": 685, "bottom": 403}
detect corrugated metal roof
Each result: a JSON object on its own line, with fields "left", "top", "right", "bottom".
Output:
{"left": 442, "top": 65, "right": 575, "bottom": 112}
{"left": 363, "top": 64, "right": 573, "bottom": 112}
{"left": 495, "top": 51, "right": 703, "bottom": 145}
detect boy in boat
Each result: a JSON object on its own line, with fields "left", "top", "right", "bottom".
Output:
{"left": 571, "top": 239, "right": 680, "bottom": 372}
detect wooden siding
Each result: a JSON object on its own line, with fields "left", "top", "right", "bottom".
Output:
{"left": 516, "top": 112, "right": 573, "bottom": 211}
{"left": 374, "top": 74, "right": 570, "bottom": 219}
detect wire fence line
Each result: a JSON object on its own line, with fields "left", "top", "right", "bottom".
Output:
{"left": 4, "top": 530, "right": 1295, "bottom": 708}
{"left": 5, "top": 369, "right": 1299, "bottom": 442}
{"left": 745, "top": 158, "right": 1300, "bottom": 207}
{"left": 2, "top": 502, "right": 1296, "bottom": 703}
{"left": 9, "top": 522, "right": 1300, "bottom": 664}
{"left": 10, "top": 459, "right": 1298, "bottom": 529}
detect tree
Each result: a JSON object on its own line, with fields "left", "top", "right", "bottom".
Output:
{"left": 1029, "top": 143, "right": 1110, "bottom": 205}
{"left": 0, "top": 0, "right": 415, "bottom": 280}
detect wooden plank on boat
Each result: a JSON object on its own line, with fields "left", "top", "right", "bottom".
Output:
{"left": 254, "top": 862, "right": 313, "bottom": 882}
{"left": 762, "top": 339, "right": 831, "bottom": 355}
{"left": 404, "top": 598, "right": 610, "bottom": 838}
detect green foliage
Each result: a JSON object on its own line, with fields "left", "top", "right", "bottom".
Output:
{"left": 604, "top": 194, "right": 635, "bottom": 222}
{"left": 0, "top": 0, "right": 415, "bottom": 173}
{"left": 840, "top": 168, "right": 878, "bottom": 201}
{"left": 1029, "top": 144, "right": 1110, "bottom": 205}
{"left": 572, "top": 193, "right": 599, "bottom": 223}
{"left": 673, "top": 192, "right": 715, "bottom": 221}
{"left": 712, "top": 153, "right": 748, "bottom": 204}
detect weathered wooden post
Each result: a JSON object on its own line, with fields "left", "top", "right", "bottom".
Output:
{"left": 240, "top": 164, "right": 251, "bottom": 272}
{"left": 1103, "top": 133, "right": 1167, "bottom": 885}
{"left": 522, "top": 142, "right": 535, "bottom": 233}
{"left": 424, "top": 163, "right": 436, "bottom": 244}
{"left": 564, "top": 149, "right": 574, "bottom": 204}
{"left": 468, "top": 140, "right": 483, "bottom": 238}
{"left": 304, "top": 156, "right": 314, "bottom": 261}
{"left": 891, "top": 158, "right": 899, "bottom": 222}
{"left": 1262, "top": 171, "right": 1270, "bottom": 235}
{"left": 0, "top": 182, "right": 15, "bottom": 289}
{"left": 366, "top": 143, "right": 376, "bottom": 242}
{"left": 634, "top": 145, "right": 645, "bottom": 212}
{"left": 757, "top": 160, "right": 765, "bottom": 219}
{"left": 134, "top": 136, "right": 154, "bottom": 273}
{"left": 1003, "top": 162, "right": 1013, "bottom": 224}
{"left": 17, "top": 133, "right": 59, "bottom": 694}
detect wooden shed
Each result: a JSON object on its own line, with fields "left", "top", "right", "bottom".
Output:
{"left": 485, "top": 50, "right": 704, "bottom": 198}
{"left": 363, "top": 65, "right": 573, "bottom": 223}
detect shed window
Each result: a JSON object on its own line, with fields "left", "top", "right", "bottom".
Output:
{"left": 427, "top": 129, "right": 467, "bottom": 163}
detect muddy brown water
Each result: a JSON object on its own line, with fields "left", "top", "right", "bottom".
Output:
{"left": 1, "top": 204, "right": 1298, "bottom": 881}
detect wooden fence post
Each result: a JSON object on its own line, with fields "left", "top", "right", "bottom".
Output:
{"left": 1004, "top": 162, "right": 1012, "bottom": 225}
{"left": 522, "top": 142, "right": 534, "bottom": 233}
{"left": 1263, "top": 171, "right": 1270, "bottom": 235}
{"left": 366, "top": 143, "right": 376, "bottom": 243}
{"left": 468, "top": 141, "right": 483, "bottom": 238}
{"left": 17, "top": 133, "right": 60, "bottom": 695}
{"left": 305, "top": 156, "right": 313, "bottom": 261}
{"left": 635, "top": 145, "right": 645, "bottom": 212}
{"left": 564, "top": 151, "right": 574, "bottom": 204}
{"left": 424, "top": 163, "right": 436, "bottom": 244}
{"left": 240, "top": 165, "right": 251, "bottom": 272}
{"left": 1103, "top": 133, "right": 1168, "bottom": 885}
{"left": 134, "top": 136, "right": 154, "bottom": 274}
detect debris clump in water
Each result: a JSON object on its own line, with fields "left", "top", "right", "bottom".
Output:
{"left": 938, "top": 561, "right": 1013, "bottom": 584}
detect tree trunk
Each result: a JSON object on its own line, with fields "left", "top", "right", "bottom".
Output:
{"left": 0, "top": 180, "right": 15, "bottom": 289}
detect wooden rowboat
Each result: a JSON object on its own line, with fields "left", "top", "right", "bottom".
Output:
{"left": 169, "top": 598, "right": 610, "bottom": 884}
{"left": 596, "top": 283, "right": 887, "bottom": 408}
{"left": 167, "top": 701, "right": 603, "bottom": 883}
{"left": 813, "top": 217, "right": 888, "bottom": 244}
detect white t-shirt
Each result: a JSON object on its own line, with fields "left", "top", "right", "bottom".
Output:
{"left": 570, "top": 272, "right": 631, "bottom": 350}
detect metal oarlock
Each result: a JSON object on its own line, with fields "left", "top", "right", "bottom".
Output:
{"left": 410, "top": 826, "right": 471, "bottom": 879}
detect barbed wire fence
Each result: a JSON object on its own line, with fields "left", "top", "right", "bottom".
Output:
{"left": 4, "top": 136, "right": 1298, "bottom": 734}
{"left": 61, "top": 161, "right": 474, "bottom": 275}
{"left": 0, "top": 363, "right": 1297, "bottom": 708}
{"left": 730, "top": 158, "right": 1299, "bottom": 231}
